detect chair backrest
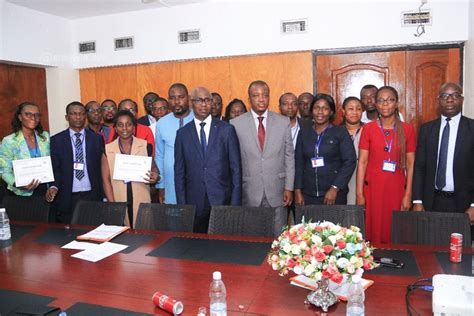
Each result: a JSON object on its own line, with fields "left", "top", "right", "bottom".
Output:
{"left": 295, "top": 205, "right": 366, "bottom": 236}
{"left": 1, "top": 195, "right": 50, "bottom": 222}
{"left": 208, "top": 205, "right": 287, "bottom": 237}
{"left": 71, "top": 201, "right": 127, "bottom": 226}
{"left": 135, "top": 203, "right": 195, "bottom": 232}
{"left": 391, "top": 211, "right": 471, "bottom": 246}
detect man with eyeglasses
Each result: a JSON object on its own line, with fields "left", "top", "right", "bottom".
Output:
{"left": 360, "top": 84, "right": 405, "bottom": 123}
{"left": 138, "top": 92, "right": 159, "bottom": 126}
{"left": 106, "top": 99, "right": 155, "bottom": 155}
{"left": 100, "top": 99, "right": 117, "bottom": 129}
{"left": 148, "top": 97, "right": 170, "bottom": 139}
{"left": 175, "top": 87, "right": 241, "bottom": 232}
{"left": 155, "top": 83, "right": 194, "bottom": 204}
{"left": 413, "top": 82, "right": 474, "bottom": 224}
{"left": 85, "top": 100, "right": 110, "bottom": 144}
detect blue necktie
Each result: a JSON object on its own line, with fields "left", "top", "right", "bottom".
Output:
{"left": 200, "top": 122, "right": 207, "bottom": 155}
{"left": 179, "top": 118, "right": 184, "bottom": 128}
{"left": 436, "top": 118, "right": 450, "bottom": 190}
{"left": 74, "top": 133, "right": 85, "bottom": 180}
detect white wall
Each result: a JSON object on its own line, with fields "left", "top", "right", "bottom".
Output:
{"left": 463, "top": 0, "right": 474, "bottom": 118}
{"left": 70, "top": 0, "right": 470, "bottom": 69}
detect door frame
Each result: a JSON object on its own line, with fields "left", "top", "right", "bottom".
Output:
{"left": 311, "top": 42, "right": 464, "bottom": 94}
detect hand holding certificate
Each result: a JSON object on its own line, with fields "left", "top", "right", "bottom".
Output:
{"left": 113, "top": 153, "right": 153, "bottom": 183}
{"left": 12, "top": 156, "right": 55, "bottom": 187}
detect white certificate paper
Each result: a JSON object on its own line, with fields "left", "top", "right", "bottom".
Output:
{"left": 12, "top": 156, "right": 54, "bottom": 187}
{"left": 113, "top": 154, "right": 152, "bottom": 183}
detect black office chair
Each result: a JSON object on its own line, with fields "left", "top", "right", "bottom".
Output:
{"left": 208, "top": 205, "right": 287, "bottom": 237}
{"left": 391, "top": 211, "right": 471, "bottom": 246}
{"left": 295, "top": 205, "right": 366, "bottom": 236}
{"left": 1, "top": 194, "right": 50, "bottom": 222}
{"left": 135, "top": 203, "right": 195, "bottom": 232}
{"left": 71, "top": 201, "right": 127, "bottom": 226}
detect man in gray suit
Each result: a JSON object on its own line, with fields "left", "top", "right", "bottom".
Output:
{"left": 231, "top": 80, "right": 295, "bottom": 210}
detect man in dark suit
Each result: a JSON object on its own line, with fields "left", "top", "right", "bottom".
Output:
{"left": 137, "top": 92, "right": 159, "bottom": 126}
{"left": 413, "top": 82, "right": 474, "bottom": 223}
{"left": 175, "top": 86, "right": 242, "bottom": 233}
{"left": 46, "top": 102, "right": 104, "bottom": 223}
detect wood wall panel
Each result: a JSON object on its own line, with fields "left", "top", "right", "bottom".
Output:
{"left": 79, "top": 51, "right": 314, "bottom": 116}
{"left": 0, "top": 64, "right": 49, "bottom": 140}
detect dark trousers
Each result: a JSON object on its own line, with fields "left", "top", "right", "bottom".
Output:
{"left": 303, "top": 192, "right": 347, "bottom": 205}
{"left": 432, "top": 191, "right": 459, "bottom": 213}
{"left": 193, "top": 193, "right": 211, "bottom": 234}
{"left": 56, "top": 190, "right": 94, "bottom": 224}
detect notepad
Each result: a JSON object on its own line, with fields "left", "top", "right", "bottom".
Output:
{"left": 71, "top": 242, "right": 128, "bottom": 262}
{"left": 290, "top": 275, "right": 374, "bottom": 301}
{"left": 76, "top": 224, "right": 129, "bottom": 242}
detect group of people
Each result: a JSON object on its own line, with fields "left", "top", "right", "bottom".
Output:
{"left": 0, "top": 80, "right": 472, "bottom": 243}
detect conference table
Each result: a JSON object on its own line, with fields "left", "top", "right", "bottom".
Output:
{"left": 0, "top": 222, "right": 472, "bottom": 315}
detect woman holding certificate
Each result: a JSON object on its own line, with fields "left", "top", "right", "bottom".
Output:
{"left": 101, "top": 110, "right": 160, "bottom": 228}
{"left": 356, "top": 86, "right": 416, "bottom": 243}
{"left": 0, "top": 102, "right": 50, "bottom": 196}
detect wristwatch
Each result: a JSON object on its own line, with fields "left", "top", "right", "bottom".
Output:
{"left": 331, "top": 185, "right": 339, "bottom": 191}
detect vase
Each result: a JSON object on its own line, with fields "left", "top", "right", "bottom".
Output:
{"left": 305, "top": 278, "right": 338, "bottom": 312}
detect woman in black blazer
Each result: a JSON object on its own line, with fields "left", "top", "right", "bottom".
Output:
{"left": 294, "top": 93, "right": 356, "bottom": 205}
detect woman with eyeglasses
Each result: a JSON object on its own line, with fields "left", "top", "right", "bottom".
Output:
{"left": 101, "top": 110, "right": 160, "bottom": 228}
{"left": 294, "top": 93, "right": 356, "bottom": 206}
{"left": 356, "top": 86, "right": 416, "bottom": 243}
{"left": 0, "top": 102, "right": 50, "bottom": 196}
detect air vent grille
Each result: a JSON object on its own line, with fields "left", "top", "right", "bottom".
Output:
{"left": 115, "top": 37, "right": 134, "bottom": 50}
{"left": 281, "top": 19, "right": 307, "bottom": 34}
{"left": 402, "top": 10, "right": 432, "bottom": 26}
{"left": 179, "top": 29, "right": 201, "bottom": 44}
{"left": 79, "top": 41, "right": 95, "bottom": 54}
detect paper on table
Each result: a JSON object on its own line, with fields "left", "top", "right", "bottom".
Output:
{"left": 62, "top": 240, "right": 99, "bottom": 250}
{"left": 71, "top": 242, "right": 128, "bottom": 262}
{"left": 12, "top": 156, "right": 54, "bottom": 187}
{"left": 113, "top": 153, "right": 152, "bottom": 183}
{"left": 290, "top": 275, "right": 374, "bottom": 301}
{"left": 76, "top": 224, "right": 129, "bottom": 242}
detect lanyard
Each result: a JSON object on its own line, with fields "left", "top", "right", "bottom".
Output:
{"left": 314, "top": 125, "right": 330, "bottom": 156}
{"left": 29, "top": 134, "right": 40, "bottom": 158}
{"left": 119, "top": 138, "right": 133, "bottom": 154}
{"left": 378, "top": 119, "right": 396, "bottom": 160}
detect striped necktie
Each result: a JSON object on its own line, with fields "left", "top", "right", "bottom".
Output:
{"left": 74, "top": 132, "right": 85, "bottom": 180}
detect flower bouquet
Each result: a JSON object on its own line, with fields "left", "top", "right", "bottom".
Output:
{"left": 267, "top": 220, "right": 378, "bottom": 311}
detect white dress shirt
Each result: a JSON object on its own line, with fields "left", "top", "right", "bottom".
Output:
{"left": 194, "top": 115, "right": 212, "bottom": 144}
{"left": 290, "top": 121, "right": 300, "bottom": 149}
{"left": 250, "top": 109, "right": 268, "bottom": 132}
{"left": 436, "top": 112, "right": 461, "bottom": 192}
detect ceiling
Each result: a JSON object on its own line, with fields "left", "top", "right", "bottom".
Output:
{"left": 6, "top": 0, "right": 206, "bottom": 19}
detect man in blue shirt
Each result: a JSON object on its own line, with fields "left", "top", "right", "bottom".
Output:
{"left": 155, "top": 83, "right": 194, "bottom": 204}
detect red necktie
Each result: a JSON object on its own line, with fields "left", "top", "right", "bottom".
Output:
{"left": 258, "top": 116, "right": 265, "bottom": 151}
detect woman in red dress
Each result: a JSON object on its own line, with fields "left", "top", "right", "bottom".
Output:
{"left": 356, "top": 86, "right": 416, "bottom": 243}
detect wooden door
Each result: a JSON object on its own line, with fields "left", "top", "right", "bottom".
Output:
{"left": 315, "top": 48, "right": 461, "bottom": 129}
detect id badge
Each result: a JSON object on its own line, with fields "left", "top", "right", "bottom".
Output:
{"left": 73, "top": 162, "right": 85, "bottom": 171}
{"left": 311, "top": 157, "right": 325, "bottom": 168}
{"left": 382, "top": 160, "right": 396, "bottom": 173}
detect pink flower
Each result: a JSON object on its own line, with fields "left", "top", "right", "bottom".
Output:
{"left": 323, "top": 245, "right": 333, "bottom": 254}
{"left": 315, "top": 251, "right": 326, "bottom": 262}
{"left": 331, "top": 272, "right": 343, "bottom": 284}
{"left": 336, "top": 239, "right": 346, "bottom": 249}
{"left": 287, "top": 259, "right": 296, "bottom": 268}
{"left": 363, "top": 259, "right": 372, "bottom": 270}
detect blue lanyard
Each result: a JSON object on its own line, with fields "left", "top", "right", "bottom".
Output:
{"left": 378, "top": 119, "right": 396, "bottom": 160}
{"left": 28, "top": 134, "right": 41, "bottom": 158}
{"left": 314, "top": 125, "right": 330, "bottom": 156}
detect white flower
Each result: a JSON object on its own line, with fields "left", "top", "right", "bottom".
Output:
{"left": 328, "top": 235, "right": 337, "bottom": 245}
{"left": 356, "top": 232, "right": 363, "bottom": 240}
{"left": 351, "top": 274, "right": 362, "bottom": 283}
{"left": 272, "top": 263, "right": 279, "bottom": 270}
{"left": 283, "top": 243, "right": 292, "bottom": 254}
{"left": 294, "top": 264, "right": 303, "bottom": 275}
{"left": 291, "top": 244, "right": 301, "bottom": 255}
{"left": 312, "top": 235, "right": 322, "bottom": 245}
{"left": 347, "top": 263, "right": 355, "bottom": 274}
{"left": 271, "top": 254, "right": 279, "bottom": 262}
{"left": 345, "top": 229, "right": 354, "bottom": 236}
{"left": 299, "top": 241, "right": 308, "bottom": 250}
{"left": 314, "top": 271, "right": 323, "bottom": 281}
{"left": 332, "top": 224, "right": 341, "bottom": 233}
{"left": 304, "top": 264, "right": 315, "bottom": 276}
{"left": 337, "top": 257, "right": 350, "bottom": 269}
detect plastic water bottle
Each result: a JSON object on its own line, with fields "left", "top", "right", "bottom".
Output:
{"left": 209, "top": 271, "right": 227, "bottom": 316}
{"left": 346, "top": 276, "right": 365, "bottom": 316}
{"left": 0, "top": 208, "right": 11, "bottom": 241}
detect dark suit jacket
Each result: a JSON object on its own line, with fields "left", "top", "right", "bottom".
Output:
{"left": 295, "top": 125, "right": 356, "bottom": 197}
{"left": 413, "top": 115, "right": 474, "bottom": 212}
{"left": 50, "top": 128, "right": 104, "bottom": 214}
{"left": 137, "top": 115, "right": 151, "bottom": 126}
{"left": 174, "top": 118, "right": 242, "bottom": 216}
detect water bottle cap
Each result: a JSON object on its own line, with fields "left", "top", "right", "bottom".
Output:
{"left": 0, "top": 208, "right": 5, "bottom": 213}
{"left": 213, "top": 271, "right": 222, "bottom": 280}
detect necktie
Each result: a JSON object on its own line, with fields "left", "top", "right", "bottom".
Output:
{"left": 179, "top": 118, "right": 184, "bottom": 128}
{"left": 436, "top": 118, "right": 450, "bottom": 190}
{"left": 200, "top": 122, "right": 207, "bottom": 155}
{"left": 74, "top": 132, "right": 85, "bottom": 180}
{"left": 258, "top": 116, "right": 265, "bottom": 151}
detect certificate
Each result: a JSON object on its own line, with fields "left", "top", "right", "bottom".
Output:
{"left": 113, "top": 154, "right": 152, "bottom": 183}
{"left": 12, "top": 156, "right": 55, "bottom": 187}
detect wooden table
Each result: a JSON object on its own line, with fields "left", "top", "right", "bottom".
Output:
{"left": 0, "top": 222, "right": 470, "bottom": 315}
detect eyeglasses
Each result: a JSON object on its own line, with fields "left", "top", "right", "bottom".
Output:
{"left": 101, "top": 106, "right": 116, "bottom": 111}
{"left": 439, "top": 92, "right": 463, "bottom": 100}
{"left": 376, "top": 97, "right": 397, "bottom": 105}
{"left": 22, "top": 112, "right": 41, "bottom": 119}
{"left": 87, "top": 108, "right": 102, "bottom": 114}
{"left": 192, "top": 97, "right": 212, "bottom": 104}
{"left": 153, "top": 106, "right": 169, "bottom": 112}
